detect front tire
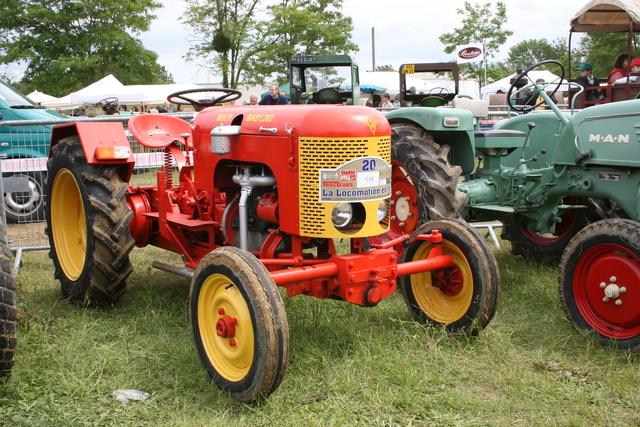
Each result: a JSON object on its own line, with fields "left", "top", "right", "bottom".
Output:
{"left": 559, "top": 219, "right": 640, "bottom": 351}
{"left": 45, "top": 136, "right": 134, "bottom": 305}
{"left": 399, "top": 218, "right": 500, "bottom": 335}
{"left": 190, "top": 247, "right": 289, "bottom": 403}
{"left": 0, "top": 219, "right": 17, "bottom": 378}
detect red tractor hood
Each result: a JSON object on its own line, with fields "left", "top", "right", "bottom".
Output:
{"left": 193, "top": 104, "right": 391, "bottom": 138}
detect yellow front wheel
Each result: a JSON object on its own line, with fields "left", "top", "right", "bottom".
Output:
{"left": 189, "top": 247, "right": 289, "bottom": 403}
{"left": 399, "top": 218, "right": 500, "bottom": 335}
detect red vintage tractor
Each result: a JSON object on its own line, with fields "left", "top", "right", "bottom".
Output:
{"left": 44, "top": 89, "right": 499, "bottom": 402}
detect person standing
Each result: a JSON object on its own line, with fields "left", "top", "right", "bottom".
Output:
{"left": 249, "top": 93, "right": 259, "bottom": 105}
{"left": 380, "top": 93, "right": 393, "bottom": 108}
{"left": 259, "top": 84, "right": 290, "bottom": 105}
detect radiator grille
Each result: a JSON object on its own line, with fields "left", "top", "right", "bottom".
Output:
{"left": 298, "top": 136, "right": 391, "bottom": 236}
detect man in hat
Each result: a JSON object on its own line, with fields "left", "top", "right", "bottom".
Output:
{"left": 575, "top": 62, "right": 604, "bottom": 102}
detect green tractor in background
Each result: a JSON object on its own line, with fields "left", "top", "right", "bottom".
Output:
{"left": 387, "top": 60, "right": 640, "bottom": 351}
{"left": 288, "top": 55, "right": 640, "bottom": 350}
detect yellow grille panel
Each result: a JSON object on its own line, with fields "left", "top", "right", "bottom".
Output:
{"left": 299, "top": 136, "right": 391, "bottom": 237}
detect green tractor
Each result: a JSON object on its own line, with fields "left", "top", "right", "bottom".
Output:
{"left": 385, "top": 60, "right": 640, "bottom": 351}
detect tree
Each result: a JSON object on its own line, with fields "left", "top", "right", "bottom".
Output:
{"left": 439, "top": 1, "right": 513, "bottom": 84}
{"left": 245, "top": 0, "right": 359, "bottom": 86}
{"left": 0, "top": 0, "right": 173, "bottom": 97}
{"left": 182, "top": 0, "right": 261, "bottom": 88}
{"left": 375, "top": 64, "right": 395, "bottom": 71}
{"left": 507, "top": 38, "right": 566, "bottom": 71}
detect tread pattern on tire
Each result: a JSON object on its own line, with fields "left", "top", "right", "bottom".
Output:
{"left": 46, "top": 136, "right": 134, "bottom": 305}
{"left": 0, "top": 218, "right": 17, "bottom": 377}
{"left": 391, "top": 124, "right": 467, "bottom": 221}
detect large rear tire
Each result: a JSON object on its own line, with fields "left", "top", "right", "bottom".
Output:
{"left": 0, "top": 219, "right": 16, "bottom": 378}
{"left": 559, "top": 219, "right": 640, "bottom": 351}
{"left": 399, "top": 218, "right": 500, "bottom": 335}
{"left": 45, "top": 136, "right": 134, "bottom": 306}
{"left": 190, "top": 247, "right": 289, "bottom": 403}
{"left": 369, "top": 124, "right": 467, "bottom": 247}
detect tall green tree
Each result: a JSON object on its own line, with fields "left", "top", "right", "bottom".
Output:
{"left": 182, "top": 0, "right": 261, "bottom": 88}
{"left": 248, "top": 0, "right": 358, "bottom": 85}
{"left": 506, "top": 38, "right": 566, "bottom": 71}
{"left": 0, "top": 0, "right": 173, "bottom": 97}
{"left": 439, "top": 1, "right": 513, "bottom": 84}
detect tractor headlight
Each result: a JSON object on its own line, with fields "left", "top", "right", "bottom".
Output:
{"left": 331, "top": 203, "right": 353, "bottom": 229}
{"left": 377, "top": 200, "right": 388, "bottom": 223}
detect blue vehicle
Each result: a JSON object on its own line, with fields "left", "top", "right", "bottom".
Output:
{"left": 0, "top": 80, "right": 64, "bottom": 222}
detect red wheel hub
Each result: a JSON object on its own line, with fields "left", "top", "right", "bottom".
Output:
{"left": 216, "top": 315, "right": 238, "bottom": 338}
{"left": 431, "top": 267, "right": 464, "bottom": 296}
{"left": 574, "top": 243, "right": 640, "bottom": 339}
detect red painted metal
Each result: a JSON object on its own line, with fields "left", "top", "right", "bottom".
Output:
{"left": 216, "top": 316, "right": 237, "bottom": 338}
{"left": 573, "top": 242, "right": 640, "bottom": 340}
{"left": 128, "top": 114, "right": 193, "bottom": 149}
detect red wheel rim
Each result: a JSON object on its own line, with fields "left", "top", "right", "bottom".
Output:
{"left": 367, "top": 162, "right": 419, "bottom": 247}
{"left": 573, "top": 242, "right": 640, "bottom": 339}
{"left": 520, "top": 204, "right": 578, "bottom": 245}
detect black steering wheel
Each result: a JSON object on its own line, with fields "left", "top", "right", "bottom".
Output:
{"left": 507, "top": 60, "right": 565, "bottom": 113}
{"left": 167, "top": 88, "right": 242, "bottom": 109}
{"left": 97, "top": 97, "right": 118, "bottom": 107}
{"left": 429, "top": 87, "right": 450, "bottom": 98}
{"left": 97, "top": 97, "right": 119, "bottom": 114}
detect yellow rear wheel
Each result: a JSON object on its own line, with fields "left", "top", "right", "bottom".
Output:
{"left": 45, "top": 136, "right": 133, "bottom": 305}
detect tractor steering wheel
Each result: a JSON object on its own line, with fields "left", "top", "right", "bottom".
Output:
{"left": 429, "top": 87, "right": 450, "bottom": 98}
{"left": 507, "top": 60, "right": 565, "bottom": 113}
{"left": 167, "top": 88, "right": 242, "bottom": 109}
{"left": 97, "top": 97, "right": 118, "bottom": 107}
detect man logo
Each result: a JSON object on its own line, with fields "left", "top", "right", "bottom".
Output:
{"left": 588, "top": 134, "right": 630, "bottom": 143}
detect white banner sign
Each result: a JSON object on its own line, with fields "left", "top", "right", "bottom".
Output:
{"left": 456, "top": 44, "right": 484, "bottom": 63}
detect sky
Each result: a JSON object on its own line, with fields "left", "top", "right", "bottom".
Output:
{"left": 139, "top": 0, "right": 586, "bottom": 85}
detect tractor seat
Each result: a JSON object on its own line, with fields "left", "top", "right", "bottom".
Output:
{"left": 474, "top": 129, "right": 526, "bottom": 156}
{"left": 315, "top": 88, "right": 342, "bottom": 104}
{"left": 128, "top": 114, "right": 192, "bottom": 149}
{"left": 420, "top": 96, "right": 446, "bottom": 107}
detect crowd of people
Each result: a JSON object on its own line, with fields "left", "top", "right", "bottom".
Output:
{"left": 573, "top": 51, "right": 640, "bottom": 104}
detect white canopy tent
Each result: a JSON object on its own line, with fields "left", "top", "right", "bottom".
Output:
{"left": 40, "top": 95, "right": 82, "bottom": 110}
{"left": 69, "top": 74, "right": 150, "bottom": 104}
{"left": 26, "top": 90, "right": 58, "bottom": 104}
{"left": 481, "top": 70, "right": 571, "bottom": 97}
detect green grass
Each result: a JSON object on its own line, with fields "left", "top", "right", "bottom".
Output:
{"left": 2, "top": 241, "right": 640, "bottom": 426}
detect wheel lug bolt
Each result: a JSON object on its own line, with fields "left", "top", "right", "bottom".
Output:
{"left": 603, "top": 297, "right": 610, "bottom": 302}
{"left": 610, "top": 276, "right": 617, "bottom": 283}
{"left": 616, "top": 300, "right": 623, "bottom": 306}
{"left": 229, "top": 339, "right": 237, "bottom": 346}
{"left": 218, "top": 308, "right": 225, "bottom": 315}
{"left": 600, "top": 282, "right": 606, "bottom": 289}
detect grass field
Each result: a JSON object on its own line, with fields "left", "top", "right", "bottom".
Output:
{"left": 1, "top": 239, "right": 639, "bottom": 426}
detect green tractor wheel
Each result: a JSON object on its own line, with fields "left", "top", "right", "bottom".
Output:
{"left": 369, "top": 124, "right": 467, "bottom": 247}
{"left": 189, "top": 247, "right": 289, "bottom": 403}
{"left": 399, "top": 218, "right": 500, "bottom": 335}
